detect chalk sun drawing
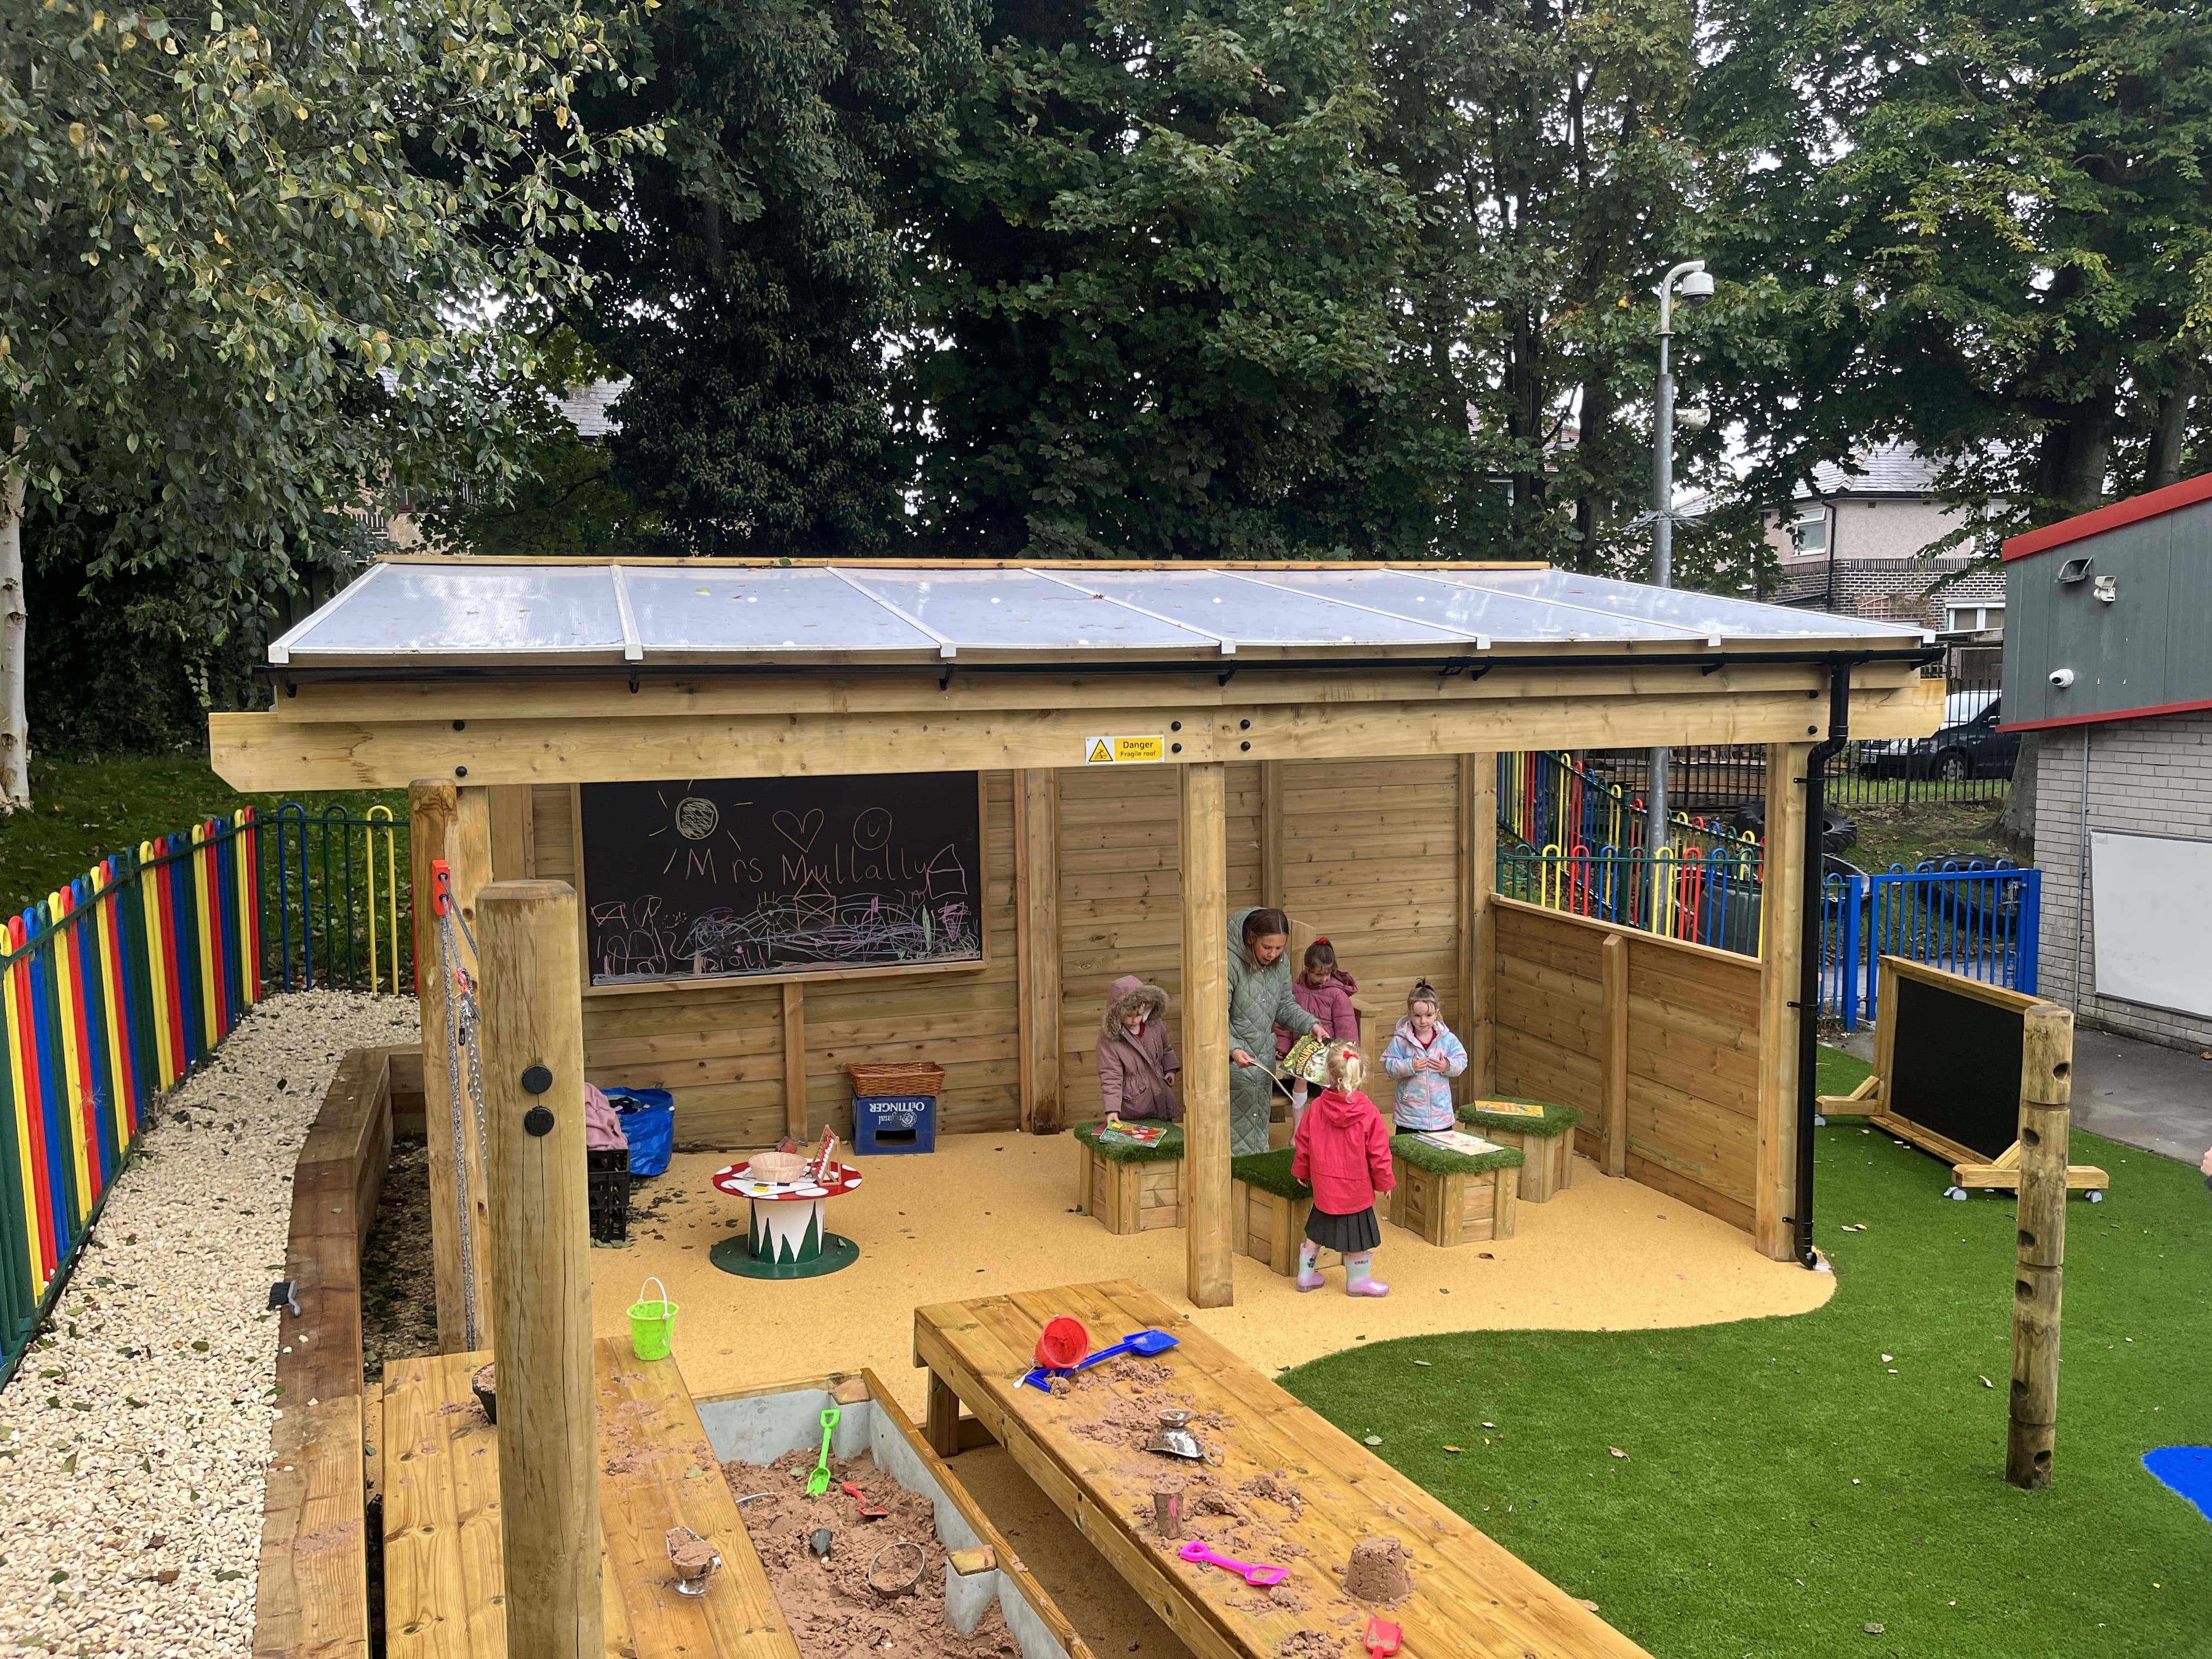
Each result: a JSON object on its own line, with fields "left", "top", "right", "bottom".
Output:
{"left": 675, "top": 797, "right": 720, "bottom": 840}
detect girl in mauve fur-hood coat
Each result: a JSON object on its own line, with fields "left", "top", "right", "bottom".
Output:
{"left": 1097, "top": 975, "right": 1181, "bottom": 1121}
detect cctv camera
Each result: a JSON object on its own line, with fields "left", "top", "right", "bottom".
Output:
{"left": 2049, "top": 668, "right": 2075, "bottom": 690}
{"left": 1679, "top": 269, "right": 1716, "bottom": 307}
{"left": 1677, "top": 403, "right": 1712, "bottom": 430}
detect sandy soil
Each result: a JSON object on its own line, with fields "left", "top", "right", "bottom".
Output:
{"left": 588, "top": 1131, "right": 1835, "bottom": 1420}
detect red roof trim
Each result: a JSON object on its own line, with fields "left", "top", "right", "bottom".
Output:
{"left": 2001, "top": 471, "right": 2212, "bottom": 561}
{"left": 2001, "top": 695, "right": 2212, "bottom": 734}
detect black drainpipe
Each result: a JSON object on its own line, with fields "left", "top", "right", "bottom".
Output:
{"left": 1795, "top": 663, "right": 1854, "bottom": 1267}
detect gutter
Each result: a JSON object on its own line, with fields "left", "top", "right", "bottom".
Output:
{"left": 1795, "top": 663, "right": 1855, "bottom": 1268}
{"left": 255, "top": 645, "right": 1940, "bottom": 691}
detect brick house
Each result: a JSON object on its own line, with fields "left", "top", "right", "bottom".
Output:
{"left": 1757, "top": 443, "right": 2007, "bottom": 635}
{"left": 2003, "top": 473, "right": 2212, "bottom": 1053}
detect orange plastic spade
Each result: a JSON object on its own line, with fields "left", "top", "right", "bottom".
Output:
{"left": 1363, "top": 1616, "right": 1401, "bottom": 1658}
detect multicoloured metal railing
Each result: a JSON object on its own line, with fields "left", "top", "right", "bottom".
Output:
{"left": 1499, "top": 750, "right": 1767, "bottom": 951}
{"left": 0, "top": 813, "right": 263, "bottom": 1379}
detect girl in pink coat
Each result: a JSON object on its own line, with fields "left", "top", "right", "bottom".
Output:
{"left": 1290, "top": 1043, "right": 1396, "bottom": 1296}
{"left": 1274, "top": 939, "right": 1358, "bottom": 1128}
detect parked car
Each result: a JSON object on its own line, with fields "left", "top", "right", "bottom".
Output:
{"left": 1857, "top": 690, "right": 2021, "bottom": 781}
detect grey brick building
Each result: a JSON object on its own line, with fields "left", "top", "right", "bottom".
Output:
{"left": 2005, "top": 473, "right": 2212, "bottom": 1052}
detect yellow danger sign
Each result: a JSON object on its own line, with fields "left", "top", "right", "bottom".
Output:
{"left": 1085, "top": 735, "right": 1166, "bottom": 765}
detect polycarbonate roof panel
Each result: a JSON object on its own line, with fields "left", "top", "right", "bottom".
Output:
{"left": 1084, "top": 569, "right": 1452, "bottom": 646}
{"left": 840, "top": 568, "right": 1221, "bottom": 653}
{"left": 1438, "top": 569, "right": 1925, "bottom": 644}
{"left": 267, "top": 560, "right": 1930, "bottom": 669}
{"left": 619, "top": 566, "right": 939, "bottom": 657}
{"left": 1249, "top": 567, "right": 1681, "bottom": 644}
{"left": 273, "top": 563, "right": 628, "bottom": 662}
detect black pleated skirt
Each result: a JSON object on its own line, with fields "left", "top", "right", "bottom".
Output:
{"left": 1304, "top": 1204, "right": 1381, "bottom": 1254}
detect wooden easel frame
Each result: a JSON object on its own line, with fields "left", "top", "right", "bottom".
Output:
{"left": 1818, "top": 957, "right": 2109, "bottom": 1194}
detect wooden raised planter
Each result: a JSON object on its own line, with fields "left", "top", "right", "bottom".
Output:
{"left": 1457, "top": 1098, "right": 1583, "bottom": 1204}
{"left": 1073, "top": 1121, "right": 1186, "bottom": 1234}
{"left": 1228, "top": 1150, "right": 1315, "bottom": 1276}
{"left": 1386, "top": 1135, "right": 1523, "bottom": 1246}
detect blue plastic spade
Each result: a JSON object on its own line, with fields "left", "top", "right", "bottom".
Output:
{"left": 1020, "top": 1328, "right": 1179, "bottom": 1391}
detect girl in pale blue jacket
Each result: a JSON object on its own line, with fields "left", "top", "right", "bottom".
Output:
{"left": 1381, "top": 979, "right": 1467, "bottom": 1132}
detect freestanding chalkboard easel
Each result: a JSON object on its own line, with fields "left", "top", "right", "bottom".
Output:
{"left": 1819, "top": 956, "right": 2109, "bottom": 1198}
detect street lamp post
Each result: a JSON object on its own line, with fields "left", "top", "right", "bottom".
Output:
{"left": 1646, "top": 259, "right": 1714, "bottom": 924}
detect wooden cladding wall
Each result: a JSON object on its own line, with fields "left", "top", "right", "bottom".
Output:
{"left": 1492, "top": 897, "right": 1762, "bottom": 1233}
{"left": 505, "top": 764, "right": 1476, "bottom": 1147}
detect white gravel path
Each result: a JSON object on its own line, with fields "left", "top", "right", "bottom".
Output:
{"left": 0, "top": 991, "right": 420, "bottom": 1658}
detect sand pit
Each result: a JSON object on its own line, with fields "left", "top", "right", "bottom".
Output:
{"left": 724, "top": 1446, "right": 1021, "bottom": 1659}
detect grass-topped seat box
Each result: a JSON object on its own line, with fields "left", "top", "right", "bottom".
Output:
{"left": 1073, "top": 1120, "right": 1185, "bottom": 1234}
{"left": 1387, "top": 1131, "right": 1523, "bottom": 1246}
{"left": 1457, "top": 1097, "right": 1582, "bottom": 1203}
{"left": 1228, "top": 1149, "right": 1315, "bottom": 1276}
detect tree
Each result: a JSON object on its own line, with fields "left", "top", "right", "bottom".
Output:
{"left": 0, "top": 1, "right": 652, "bottom": 799}
{"left": 906, "top": 0, "right": 1472, "bottom": 558}
{"left": 1702, "top": 0, "right": 2212, "bottom": 849}
{"left": 557, "top": 0, "right": 983, "bottom": 554}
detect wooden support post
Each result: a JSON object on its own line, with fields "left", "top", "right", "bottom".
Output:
{"left": 1459, "top": 754, "right": 1497, "bottom": 1090}
{"left": 1180, "top": 762, "right": 1233, "bottom": 1308}
{"left": 2008, "top": 1004, "right": 2074, "bottom": 1490}
{"left": 782, "top": 981, "right": 808, "bottom": 1138}
{"left": 1015, "top": 769, "right": 1064, "bottom": 1133}
{"left": 487, "top": 785, "right": 534, "bottom": 879}
{"left": 476, "top": 880, "right": 603, "bottom": 1659}
{"left": 1600, "top": 933, "right": 1628, "bottom": 1177}
{"left": 409, "top": 780, "right": 496, "bottom": 1353}
{"left": 927, "top": 1371, "right": 963, "bottom": 1460}
{"left": 1754, "top": 743, "right": 1811, "bottom": 1262}
{"left": 1259, "top": 761, "right": 1285, "bottom": 907}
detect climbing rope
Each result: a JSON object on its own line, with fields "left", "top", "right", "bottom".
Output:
{"left": 432, "top": 864, "right": 488, "bottom": 1351}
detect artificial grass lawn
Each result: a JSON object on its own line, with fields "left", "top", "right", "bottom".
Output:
{"left": 0, "top": 752, "right": 401, "bottom": 916}
{"left": 1286, "top": 1046, "right": 2211, "bottom": 1658}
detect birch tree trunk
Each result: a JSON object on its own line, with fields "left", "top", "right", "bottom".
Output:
{"left": 0, "top": 433, "right": 30, "bottom": 812}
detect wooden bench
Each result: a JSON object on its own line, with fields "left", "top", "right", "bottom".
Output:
{"left": 1386, "top": 1134, "right": 1522, "bottom": 1246}
{"left": 1227, "top": 1149, "right": 1314, "bottom": 1277}
{"left": 381, "top": 1338, "right": 800, "bottom": 1659}
{"left": 1458, "top": 1097, "right": 1584, "bottom": 1203}
{"left": 1073, "top": 1120, "right": 1186, "bottom": 1234}
{"left": 914, "top": 1279, "right": 1649, "bottom": 1659}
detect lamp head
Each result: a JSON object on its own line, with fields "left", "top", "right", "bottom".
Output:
{"left": 1678, "top": 268, "right": 1716, "bottom": 307}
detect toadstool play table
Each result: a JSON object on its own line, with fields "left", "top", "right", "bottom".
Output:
{"left": 708, "top": 1159, "right": 864, "bottom": 1279}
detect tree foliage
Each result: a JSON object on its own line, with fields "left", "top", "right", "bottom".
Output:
{"left": 0, "top": 0, "right": 652, "bottom": 637}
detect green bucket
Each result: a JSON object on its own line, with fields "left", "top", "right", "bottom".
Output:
{"left": 629, "top": 1276, "right": 678, "bottom": 1361}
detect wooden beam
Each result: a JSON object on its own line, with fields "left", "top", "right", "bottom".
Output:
{"left": 210, "top": 678, "right": 1946, "bottom": 792}
{"left": 487, "top": 784, "right": 535, "bottom": 879}
{"left": 2007, "top": 1004, "right": 2073, "bottom": 1489}
{"left": 1015, "top": 769, "right": 1064, "bottom": 1133}
{"left": 408, "top": 780, "right": 494, "bottom": 1354}
{"left": 1458, "top": 753, "right": 1497, "bottom": 1088}
{"left": 476, "top": 879, "right": 604, "bottom": 1659}
{"left": 782, "top": 981, "right": 808, "bottom": 1138}
{"left": 1180, "top": 762, "right": 1233, "bottom": 1309}
{"left": 1259, "top": 761, "right": 1285, "bottom": 907}
{"left": 1754, "top": 742, "right": 1812, "bottom": 1262}
{"left": 1600, "top": 933, "right": 1629, "bottom": 1177}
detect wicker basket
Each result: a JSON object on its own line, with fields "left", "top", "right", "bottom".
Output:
{"left": 848, "top": 1061, "right": 946, "bottom": 1098}
{"left": 745, "top": 1150, "right": 811, "bottom": 1183}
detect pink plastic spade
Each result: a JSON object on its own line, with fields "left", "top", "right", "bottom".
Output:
{"left": 1177, "top": 1539, "right": 1288, "bottom": 1587}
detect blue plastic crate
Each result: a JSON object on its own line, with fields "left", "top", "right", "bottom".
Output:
{"left": 853, "top": 1093, "right": 936, "bottom": 1155}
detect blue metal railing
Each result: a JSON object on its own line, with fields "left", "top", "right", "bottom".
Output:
{"left": 1820, "top": 861, "right": 2040, "bottom": 1029}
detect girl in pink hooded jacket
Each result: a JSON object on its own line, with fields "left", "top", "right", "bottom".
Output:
{"left": 1097, "top": 975, "right": 1181, "bottom": 1122}
{"left": 1274, "top": 939, "right": 1358, "bottom": 1128}
{"left": 1290, "top": 1043, "right": 1395, "bottom": 1296}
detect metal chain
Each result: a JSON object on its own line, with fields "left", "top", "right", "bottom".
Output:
{"left": 434, "top": 887, "right": 483, "bottom": 1352}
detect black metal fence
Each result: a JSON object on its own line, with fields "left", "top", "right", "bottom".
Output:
{"left": 1584, "top": 677, "right": 2012, "bottom": 815}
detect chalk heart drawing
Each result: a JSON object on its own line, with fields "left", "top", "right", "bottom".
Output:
{"left": 674, "top": 797, "right": 720, "bottom": 841}
{"left": 773, "top": 808, "right": 826, "bottom": 852}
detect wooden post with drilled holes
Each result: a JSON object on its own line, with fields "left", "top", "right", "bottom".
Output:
{"left": 478, "top": 880, "right": 603, "bottom": 1658}
{"left": 2006, "top": 1003, "right": 2074, "bottom": 1490}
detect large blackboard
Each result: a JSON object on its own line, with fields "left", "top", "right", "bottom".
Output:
{"left": 580, "top": 774, "right": 983, "bottom": 985}
{"left": 1886, "top": 973, "right": 2024, "bottom": 1161}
